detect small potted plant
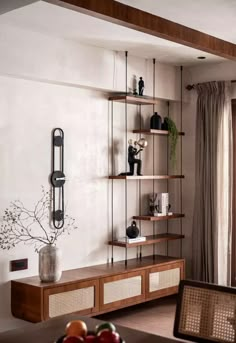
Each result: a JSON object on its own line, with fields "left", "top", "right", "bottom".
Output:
{"left": 0, "top": 187, "right": 78, "bottom": 282}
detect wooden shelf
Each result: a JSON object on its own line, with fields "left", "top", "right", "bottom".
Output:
{"left": 109, "top": 233, "right": 185, "bottom": 248}
{"left": 133, "top": 214, "right": 185, "bottom": 221}
{"left": 109, "top": 175, "right": 184, "bottom": 180}
{"left": 133, "top": 129, "right": 185, "bottom": 136}
{"left": 109, "top": 94, "right": 158, "bottom": 105}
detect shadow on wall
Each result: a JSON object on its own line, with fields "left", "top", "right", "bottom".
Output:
{"left": 134, "top": 111, "right": 145, "bottom": 128}
{"left": 109, "top": 139, "right": 121, "bottom": 175}
{"left": 0, "top": 261, "right": 10, "bottom": 317}
{"left": 0, "top": 261, "right": 31, "bottom": 332}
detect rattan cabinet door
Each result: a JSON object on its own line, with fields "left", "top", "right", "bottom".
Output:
{"left": 146, "top": 261, "right": 185, "bottom": 300}
{"left": 43, "top": 280, "right": 99, "bottom": 320}
{"left": 100, "top": 270, "right": 145, "bottom": 311}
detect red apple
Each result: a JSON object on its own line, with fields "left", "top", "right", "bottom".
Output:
{"left": 97, "top": 330, "right": 120, "bottom": 343}
{"left": 84, "top": 335, "right": 97, "bottom": 343}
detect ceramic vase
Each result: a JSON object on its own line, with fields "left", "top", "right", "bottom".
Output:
{"left": 150, "top": 112, "right": 162, "bottom": 129}
{"left": 126, "top": 221, "right": 139, "bottom": 238}
{"left": 39, "top": 244, "right": 62, "bottom": 282}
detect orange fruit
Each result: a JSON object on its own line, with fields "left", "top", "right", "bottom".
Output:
{"left": 65, "top": 320, "right": 87, "bottom": 337}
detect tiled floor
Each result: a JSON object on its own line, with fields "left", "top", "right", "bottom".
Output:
{"left": 96, "top": 295, "right": 178, "bottom": 340}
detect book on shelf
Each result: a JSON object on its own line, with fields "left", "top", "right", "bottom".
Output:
{"left": 154, "top": 212, "right": 173, "bottom": 217}
{"left": 116, "top": 236, "right": 146, "bottom": 243}
{"left": 157, "top": 192, "right": 169, "bottom": 215}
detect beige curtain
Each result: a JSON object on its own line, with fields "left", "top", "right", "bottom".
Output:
{"left": 192, "top": 81, "right": 232, "bottom": 286}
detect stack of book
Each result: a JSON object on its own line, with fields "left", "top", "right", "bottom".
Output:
{"left": 117, "top": 236, "right": 146, "bottom": 243}
{"left": 157, "top": 192, "right": 169, "bottom": 215}
{"left": 154, "top": 212, "right": 173, "bottom": 217}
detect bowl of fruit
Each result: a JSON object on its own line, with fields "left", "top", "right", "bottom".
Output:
{"left": 55, "top": 319, "right": 125, "bottom": 343}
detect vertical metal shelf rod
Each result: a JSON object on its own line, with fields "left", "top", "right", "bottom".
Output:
{"left": 125, "top": 51, "right": 128, "bottom": 266}
{"left": 167, "top": 101, "right": 170, "bottom": 256}
{"left": 139, "top": 104, "right": 142, "bottom": 259}
{"left": 180, "top": 66, "right": 183, "bottom": 258}
{"left": 111, "top": 100, "right": 114, "bottom": 264}
{"left": 152, "top": 58, "right": 156, "bottom": 259}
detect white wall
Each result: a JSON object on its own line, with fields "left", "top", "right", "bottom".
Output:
{"left": 182, "top": 60, "right": 236, "bottom": 278}
{"left": 0, "top": 23, "right": 184, "bottom": 331}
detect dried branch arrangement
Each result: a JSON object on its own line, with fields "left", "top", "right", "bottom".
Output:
{"left": 0, "top": 187, "right": 78, "bottom": 252}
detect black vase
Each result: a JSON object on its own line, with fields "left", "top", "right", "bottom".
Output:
{"left": 150, "top": 112, "right": 162, "bottom": 130}
{"left": 126, "top": 221, "right": 139, "bottom": 238}
{"left": 162, "top": 117, "right": 169, "bottom": 130}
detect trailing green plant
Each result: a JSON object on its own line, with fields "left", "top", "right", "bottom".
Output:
{"left": 164, "top": 117, "right": 179, "bottom": 168}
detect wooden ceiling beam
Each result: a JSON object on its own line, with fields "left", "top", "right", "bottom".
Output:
{"left": 46, "top": 0, "right": 236, "bottom": 60}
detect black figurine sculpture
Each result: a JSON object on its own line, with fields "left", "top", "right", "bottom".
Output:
{"left": 128, "top": 140, "right": 142, "bottom": 175}
{"left": 119, "top": 138, "right": 148, "bottom": 176}
{"left": 138, "top": 77, "right": 144, "bottom": 96}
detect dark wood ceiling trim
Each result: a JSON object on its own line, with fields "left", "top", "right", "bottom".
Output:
{"left": 45, "top": 0, "right": 236, "bottom": 60}
{"left": 0, "top": 0, "right": 38, "bottom": 15}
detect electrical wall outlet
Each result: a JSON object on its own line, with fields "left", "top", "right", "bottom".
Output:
{"left": 10, "top": 258, "right": 28, "bottom": 272}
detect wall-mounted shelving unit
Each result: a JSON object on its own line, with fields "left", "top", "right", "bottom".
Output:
{"left": 109, "top": 92, "right": 185, "bottom": 256}
{"left": 108, "top": 54, "right": 185, "bottom": 308}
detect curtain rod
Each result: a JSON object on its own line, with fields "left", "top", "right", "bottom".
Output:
{"left": 186, "top": 80, "right": 236, "bottom": 90}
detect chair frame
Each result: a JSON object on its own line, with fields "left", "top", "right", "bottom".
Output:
{"left": 174, "top": 279, "right": 236, "bottom": 343}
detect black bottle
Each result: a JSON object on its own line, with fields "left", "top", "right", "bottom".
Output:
{"left": 150, "top": 112, "right": 162, "bottom": 129}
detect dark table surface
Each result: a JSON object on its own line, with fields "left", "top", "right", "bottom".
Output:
{"left": 0, "top": 314, "right": 184, "bottom": 343}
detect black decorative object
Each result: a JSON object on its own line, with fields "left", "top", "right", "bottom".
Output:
{"left": 51, "top": 128, "right": 65, "bottom": 229}
{"left": 126, "top": 221, "right": 139, "bottom": 238}
{"left": 162, "top": 117, "right": 169, "bottom": 131}
{"left": 119, "top": 138, "right": 148, "bottom": 176}
{"left": 150, "top": 112, "right": 162, "bottom": 129}
{"left": 138, "top": 77, "right": 144, "bottom": 96}
{"left": 128, "top": 140, "right": 142, "bottom": 175}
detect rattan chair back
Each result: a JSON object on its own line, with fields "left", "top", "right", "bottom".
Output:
{"left": 174, "top": 280, "right": 236, "bottom": 343}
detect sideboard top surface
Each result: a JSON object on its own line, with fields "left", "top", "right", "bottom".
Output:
{"left": 11, "top": 255, "right": 184, "bottom": 288}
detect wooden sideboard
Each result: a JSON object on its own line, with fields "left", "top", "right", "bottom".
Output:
{"left": 11, "top": 255, "right": 185, "bottom": 322}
